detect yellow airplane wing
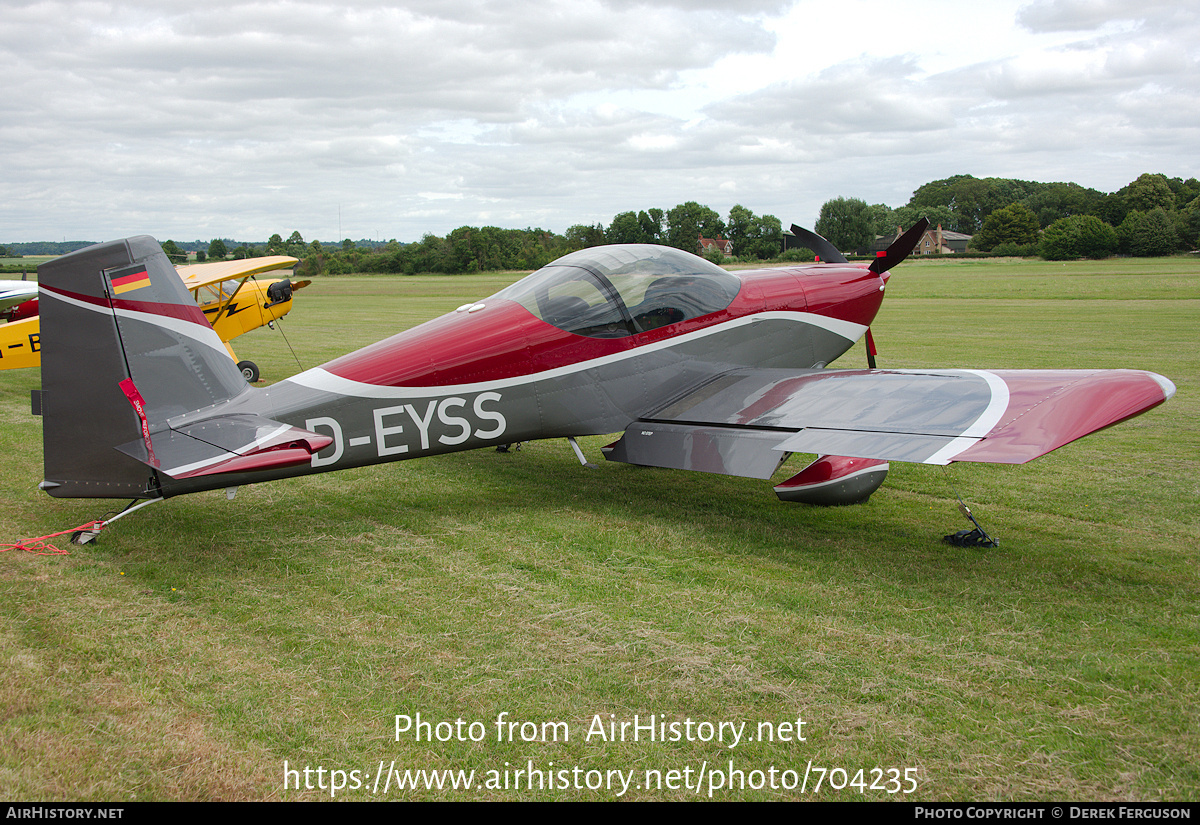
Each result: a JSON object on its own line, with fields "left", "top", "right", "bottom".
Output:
{"left": 176, "top": 256, "right": 299, "bottom": 289}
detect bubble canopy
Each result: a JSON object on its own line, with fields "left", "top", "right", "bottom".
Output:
{"left": 488, "top": 244, "right": 743, "bottom": 338}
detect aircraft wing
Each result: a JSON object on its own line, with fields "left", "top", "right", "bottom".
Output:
{"left": 603, "top": 367, "right": 1175, "bottom": 477}
{"left": 176, "top": 256, "right": 298, "bottom": 290}
{"left": 0, "top": 280, "right": 38, "bottom": 314}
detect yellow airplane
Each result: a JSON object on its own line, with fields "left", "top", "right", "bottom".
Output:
{"left": 176, "top": 257, "right": 309, "bottom": 382}
{"left": 0, "top": 256, "right": 307, "bottom": 381}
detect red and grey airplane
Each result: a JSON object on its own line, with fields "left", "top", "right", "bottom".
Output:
{"left": 34, "top": 222, "right": 1173, "bottom": 541}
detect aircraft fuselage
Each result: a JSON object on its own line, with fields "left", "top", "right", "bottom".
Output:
{"left": 154, "top": 260, "right": 883, "bottom": 496}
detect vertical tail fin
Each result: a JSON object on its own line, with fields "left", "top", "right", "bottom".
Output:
{"left": 38, "top": 236, "right": 250, "bottom": 498}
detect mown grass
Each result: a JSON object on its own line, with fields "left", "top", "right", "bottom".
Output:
{"left": 0, "top": 257, "right": 1196, "bottom": 800}
{"left": 0, "top": 257, "right": 51, "bottom": 272}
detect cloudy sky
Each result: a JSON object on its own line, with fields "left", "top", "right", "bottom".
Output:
{"left": 3, "top": 0, "right": 1197, "bottom": 243}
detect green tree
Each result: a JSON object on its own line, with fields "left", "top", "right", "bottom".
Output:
{"left": 864, "top": 203, "right": 898, "bottom": 237}
{"left": 565, "top": 223, "right": 606, "bottom": 251}
{"left": 1039, "top": 215, "right": 1118, "bottom": 260}
{"left": 752, "top": 214, "right": 783, "bottom": 259}
{"left": 908, "top": 175, "right": 988, "bottom": 233}
{"left": 726, "top": 204, "right": 756, "bottom": 257}
{"left": 442, "top": 226, "right": 482, "bottom": 272}
{"left": 814, "top": 197, "right": 872, "bottom": 252}
{"left": 638, "top": 209, "right": 664, "bottom": 243}
{"left": 908, "top": 174, "right": 1043, "bottom": 233}
{"left": 607, "top": 211, "right": 646, "bottom": 244}
{"left": 1171, "top": 177, "right": 1200, "bottom": 210}
{"left": 1092, "top": 192, "right": 1129, "bottom": 227}
{"left": 161, "top": 240, "right": 186, "bottom": 263}
{"left": 207, "top": 239, "right": 228, "bottom": 260}
{"left": 973, "top": 203, "right": 1041, "bottom": 251}
{"left": 725, "top": 206, "right": 782, "bottom": 260}
{"left": 285, "top": 231, "right": 306, "bottom": 257}
{"left": 406, "top": 234, "right": 448, "bottom": 274}
{"left": 1118, "top": 209, "right": 1179, "bottom": 257}
{"left": 892, "top": 205, "right": 956, "bottom": 235}
{"left": 666, "top": 202, "right": 724, "bottom": 252}
{"left": 1123, "top": 173, "right": 1174, "bottom": 213}
{"left": 1175, "top": 198, "right": 1200, "bottom": 249}
{"left": 1021, "top": 182, "right": 1105, "bottom": 227}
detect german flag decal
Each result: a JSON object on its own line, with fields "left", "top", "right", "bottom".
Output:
{"left": 111, "top": 267, "right": 151, "bottom": 294}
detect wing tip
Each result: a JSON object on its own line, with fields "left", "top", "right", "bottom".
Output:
{"left": 1149, "top": 372, "right": 1176, "bottom": 402}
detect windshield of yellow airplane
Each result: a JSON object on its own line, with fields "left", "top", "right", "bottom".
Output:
{"left": 193, "top": 279, "right": 243, "bottom": 306}
{"left": 490, "top": 244, "right": 741, "bottom": 338}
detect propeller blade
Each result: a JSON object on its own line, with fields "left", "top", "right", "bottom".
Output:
{"left": 869, "top": 217, "right": 930, "bottom": 276}
{"left": 863, "top": 219, "right": 929, "bottom": 368}
{"left": 789, "top": 224, "right": 848, "bottom": 264}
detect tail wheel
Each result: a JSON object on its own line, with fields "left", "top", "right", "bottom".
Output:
{"left": 237, "top": 360, "right": 260, "bottom": 383}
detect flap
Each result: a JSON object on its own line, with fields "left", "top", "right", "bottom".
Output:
{"left": 775, "top": 429, "right": 981, "bottom": 466}
{"left": 603, "top": 422, "right": 788, "bottom": 479}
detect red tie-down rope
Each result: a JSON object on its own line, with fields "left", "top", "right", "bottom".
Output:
{"left": 4, "top": 498, "right": 164, "bottom": 556}
{"left": 2, "top": 521, "right": 104, "bottom": 556}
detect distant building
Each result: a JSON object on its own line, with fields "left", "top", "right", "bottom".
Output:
{"left": 698, "top": 234, "right": 733, "bottom": 256}
{"left": 917, "top": 224, "right": 972, "bottom": 254}
{"left": 868, "top": 225, "right": 972, "bottom": 255}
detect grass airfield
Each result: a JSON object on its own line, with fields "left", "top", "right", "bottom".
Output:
{"left": 0, "top": 255, "right": 1196, "bottom": 801}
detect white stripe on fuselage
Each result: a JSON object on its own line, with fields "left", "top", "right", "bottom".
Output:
{"left": 285, "top": 310, "right": 866, "bottom": 399}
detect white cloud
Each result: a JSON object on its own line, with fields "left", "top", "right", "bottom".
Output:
{"left": 1, "top": 0, "right": 1197, "bottom": 241}
{"left": 1015, "top": 0, "right": 1186, "bottom": 33}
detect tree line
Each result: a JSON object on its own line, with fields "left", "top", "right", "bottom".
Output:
{"left": 171, "top": 202, "right": 790, "bottom": 277}
{"left": 813, "top": 172, "right": 1200, "bottom": 260}
{"left": 15, "top": 172, "right": 1193, "bottom": 272}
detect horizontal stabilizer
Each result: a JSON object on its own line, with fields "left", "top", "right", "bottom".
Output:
{"left": 116, "top": 414, "right": 332, "bottom": 479}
